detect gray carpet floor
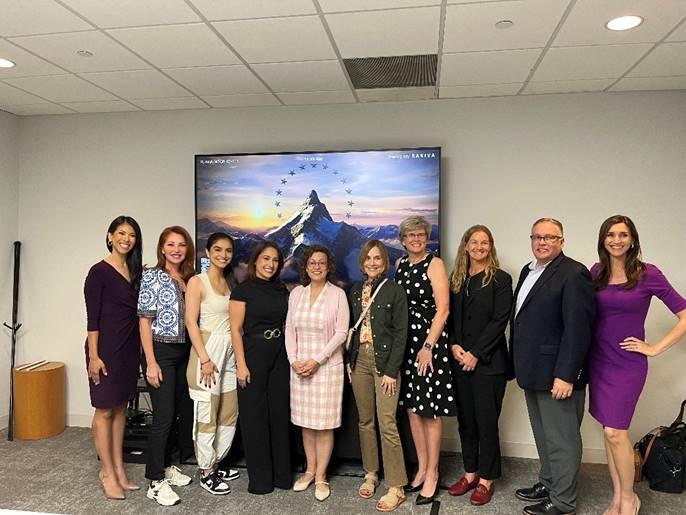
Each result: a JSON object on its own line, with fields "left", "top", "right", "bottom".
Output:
{"left": 0, "top": 427, "right": 683, "bottom": 514}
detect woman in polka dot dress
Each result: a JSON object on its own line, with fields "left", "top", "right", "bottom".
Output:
{"left": 395, "top": 216, "right": 456, "bottom": 505}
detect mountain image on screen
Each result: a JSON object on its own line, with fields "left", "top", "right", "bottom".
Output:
{"left": 197, "top": 189, "right": 416, "bottom": 289}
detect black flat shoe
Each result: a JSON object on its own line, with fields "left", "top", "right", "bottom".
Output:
{"left": 404, "top": 482, "right": 424, "bottom": 493}
{"left": 415, "top": 477, "right": 440, "bottom": 505}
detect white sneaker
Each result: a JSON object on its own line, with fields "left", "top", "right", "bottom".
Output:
{"left": 147, "top": 479, "right": 180, "bottom": 506}
{"left": 164, "top": 465, "right": 192, "bottom": 486}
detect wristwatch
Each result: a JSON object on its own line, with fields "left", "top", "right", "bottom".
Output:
{"left": 422, "top": 341, "right": 434, "bottom": 350}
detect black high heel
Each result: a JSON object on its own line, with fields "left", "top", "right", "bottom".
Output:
{"left": 404, "top": 482, "right": 424, "bottom": 493}
{"left": 415, "top": 476, "right": 440, "bottom": 505}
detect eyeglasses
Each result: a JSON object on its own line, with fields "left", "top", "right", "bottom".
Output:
{"left": 529, "top": 235, "right": 563, "bottom": 243}
{"left": 405, "top": 232, "right": 427, "bottom": 240}
{"left": 307, "top": 260, "right": 327, "bottom": 268}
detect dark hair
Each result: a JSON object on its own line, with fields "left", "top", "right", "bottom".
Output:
{"left": 358, "top": 239, "right": 389, "bottom": 277}
{"left": 153, "top": 226, "right": 195, "bottom": 282}
{"left": 593, "top": 214, "right": 645, "bottom": 290}
{"left": 206, "top": 232, "right": 237, "bottom": 290}
{"left": 246, "top": 241, "right": 284, "bottom": 282}
{"left": 106, "top": 215, "right": 143, "bottom": 291}
{"left": 299, "top": 245, "right": 336, "bottom": 286}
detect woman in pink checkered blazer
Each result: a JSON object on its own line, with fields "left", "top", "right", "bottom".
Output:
{"left": 285, "top": 244, "right": 350, "bottom": 502}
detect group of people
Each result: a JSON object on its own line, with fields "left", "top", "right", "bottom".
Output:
{"left": 84, "top": 213, "right": 686, "bottom": 514}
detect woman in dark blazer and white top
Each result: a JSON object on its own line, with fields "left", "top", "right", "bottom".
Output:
{"left": 447, "top": 225, "right": 512, "bottom": 507}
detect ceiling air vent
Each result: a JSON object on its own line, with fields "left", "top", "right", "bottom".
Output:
{"left": 344, "top": 54, "right": 437, "bottom": 89}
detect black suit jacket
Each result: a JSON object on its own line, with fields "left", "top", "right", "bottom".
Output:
{"left": 448, "top": 268, "right": 513, "bottom": 376}
{"left": 509, "top": 252, "right": 595, "bottom": 391}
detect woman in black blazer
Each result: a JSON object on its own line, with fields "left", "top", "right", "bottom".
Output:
{"left": 446, "top": 225, "right": 512, "bottom": 507}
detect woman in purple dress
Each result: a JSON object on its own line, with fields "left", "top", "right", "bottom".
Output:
{"left": 85, "top": 215, "right": 143, "bottom": 500}
{"left": 589, "top": 215, "right": 686, "bottom": 515}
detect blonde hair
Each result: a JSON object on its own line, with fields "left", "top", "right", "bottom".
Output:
{"left": 450, "top": 225, "right": 500, "bottom": 293}
{"left": 398, "top": 216, "right": 431, "bottom": 243}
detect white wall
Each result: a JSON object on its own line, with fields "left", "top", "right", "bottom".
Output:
{"left": 16, "top": 91, "right": 686, "bottom": 461}
{"left": 0, "top": 110, "right": 18, "bottom": 429}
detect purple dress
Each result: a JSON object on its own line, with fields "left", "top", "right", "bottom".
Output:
{"left": 84, "top": 261, "right": 141, "bottom": 409}
{"left": 589, "top": 263, "right": 686, "bottom": 429}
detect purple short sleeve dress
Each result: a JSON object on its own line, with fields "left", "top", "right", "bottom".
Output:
{"left": 588, "top": 263, "right": 686, "bottom": 429}
{"left": 84, "top": 261, "right": 141, "bottom": 409}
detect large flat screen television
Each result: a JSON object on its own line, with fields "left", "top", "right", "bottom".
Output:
{"left": 195, "top": 147, "right": 441, "bottom": 290}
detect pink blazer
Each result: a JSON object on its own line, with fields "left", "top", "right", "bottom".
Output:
{"left": 285, "top": 282, "right": 350, "bottom": 366}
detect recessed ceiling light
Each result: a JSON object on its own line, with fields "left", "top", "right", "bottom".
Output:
{"left": 495, "top": 19, "right": 514, "bottom": 29}
{"left": 0, "top": 58, "right": 16, "bottom": 68}
{"left": 76, "top": 49, "right": 93, "bottom": 57}
{"left": 606, "top": 15, "right": 643, "bottom": 31}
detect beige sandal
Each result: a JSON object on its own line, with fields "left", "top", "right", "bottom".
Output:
{"left": 376, "top": 486, "right": 406, "bottom": 512}
{"left": 293, "top": 471, "right": 315, "bottom": 492}
{"left": 315, "top": 481, "right": 330, "bottom": 501}
{"left": 358, "top": 472, "right": 379, "bottom": 499}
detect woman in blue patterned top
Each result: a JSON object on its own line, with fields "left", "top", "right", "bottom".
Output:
{"left": 138, "top": 226, "right": 196, "bottom": 507}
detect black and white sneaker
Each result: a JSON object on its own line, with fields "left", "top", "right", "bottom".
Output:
{"left": 218, "top": 468, "right": 240, "bottom": 481}
{"left": 200, "top": 469, "right": 231, "bottom": 495}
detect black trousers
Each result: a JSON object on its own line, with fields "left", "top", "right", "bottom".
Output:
{"left": 453, "top": 369, "right": 506, "bottom": 480}
{"left": 143, "top": 341, "right": 192, "bottom": 480}
{"left": 237, "top": 336, "right": 291, "bottom": 494}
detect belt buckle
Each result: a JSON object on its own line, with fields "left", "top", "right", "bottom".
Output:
{"left": 263, "top": 328, "right": 281, "bottom": 340}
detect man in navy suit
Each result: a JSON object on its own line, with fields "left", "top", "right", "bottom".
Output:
{"left": 510, "top": 218, "right": 595, "bottom": 515}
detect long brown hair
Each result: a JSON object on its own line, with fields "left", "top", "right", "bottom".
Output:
{"left": 450, "top": 225, "right": 499, "bottom": 293}
{"left": 153, "top": 226, "right": 195, "bottom": 282}
{"left": 246, "top": 241, "right": 284, "bottom": 281}
{"left": 593, "top": 214, "right": 645, "bottom": 290}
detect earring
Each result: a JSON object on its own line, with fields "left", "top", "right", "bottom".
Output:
{"left": 107, "top": 240, "right": 112, "bottom": 246}
{"left": 631, "top": 243, "right": 635, "bottom": 249}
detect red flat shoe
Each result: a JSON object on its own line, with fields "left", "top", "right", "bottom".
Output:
{"left": 448, "top": 475, "right": 479, "bottom": 496}
{"left": 470, "top": 483, "right": 494, "bottom": 506}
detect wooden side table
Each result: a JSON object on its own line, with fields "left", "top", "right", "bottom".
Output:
{"left": 13, "top": 361, "right": 66, "bottom": 440}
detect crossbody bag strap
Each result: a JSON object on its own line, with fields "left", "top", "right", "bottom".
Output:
{"left": 351, "top": 279, "right": 388, "bottom": 333}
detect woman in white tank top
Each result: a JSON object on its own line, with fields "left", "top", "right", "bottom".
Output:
{"left": 185, "top": 233, "right": 239, "bottom": 495}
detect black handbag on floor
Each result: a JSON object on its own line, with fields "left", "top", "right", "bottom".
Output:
{"left": 635, "top": 399, "right": 686, "bottom": 494}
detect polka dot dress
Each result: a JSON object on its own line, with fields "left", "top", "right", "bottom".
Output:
{"left": 396, "top": 254, "right": 456, "bottom": 418}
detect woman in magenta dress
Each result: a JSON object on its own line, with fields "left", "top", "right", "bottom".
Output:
{"left": 589, "top": 214, "right": 686, "bottom": 515}
{"left": 85, "top": 215, "right": 143, "bottom": 500}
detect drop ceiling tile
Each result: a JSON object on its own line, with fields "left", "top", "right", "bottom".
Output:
{"left": 60, "top": 0, "right": 201, "bottom": 28}
{"left": 1, "top": 103, "right": 74, "bottom": 115}
{"left": 253, "top": 60, "right": 349, "bottom": 92}
{"left": 213, "top": 16, "right": 336, "bottom": 63}
{"left": 191, "top": 0, "right": 317, "bottom": 20}
{"left": 611, "top": 75, "right": 686, "bottom": 91}
{"left": 319, "top": 0, "right": 440, "bottom": 12}
{"left": 202, "top": 93, "right": 281, "bottom": 107}
{"left": 627, "top": 42, "right": 686, "bottom": 77}
{"left": 61, "top": 100, "right": 140, "bottom": 112}
{"left": 439, "top": 83, "right": 521, "bottom": 98}
{"left": 554, "top": 0, "right": 686, "bottom": 46}
{"left": 279, "top": 90, "right": 355, "bottom": 105}
{"left": 3, "top": 74, "right": 116, "bottom": 102}
{"left": 357, "top": 86, "right": 435, "bottom": 102}
{"left": 444, "top": 0, "right": 567, "bottom": 52}
{"left": 0, "top": 40, "right": 65, "bottom": 78}
{"left": 130, "top": 97, "right": 209, "bottom": 111}
{"left": 523, "top": 78, "right": 613, "bottom": 95}
{"left": 0, "top": 0, "right": 92, "bottom": 37}
{"left": 107, "top": 24, "right": 240, "bottom": 67}
{"left": 440, "top": 49, "right": 540, "bottom": 85}
{"left": 0, "top": 82, "right": 47, "bottom": 104}
{"left": 9, "top": 31, "right": 151, "bottom": 73}
{"left": 532, "top": 44, "right": 652, "bottom": 81}
{"left": 666, "top": 21, "right": 686, "bottom": 42}
{"left": 326, "top": 7, "right": 440, "bottom": 58}
{"left": 80, "top": 69, "right": 191, "bottom": 99}
{"left": 165, "top": 65, "right": 268, "bottom": 95}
